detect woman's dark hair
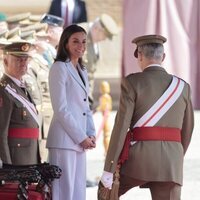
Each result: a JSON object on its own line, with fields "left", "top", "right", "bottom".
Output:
{"left": 55, "top": 24, "right": 87, "bottom": 68}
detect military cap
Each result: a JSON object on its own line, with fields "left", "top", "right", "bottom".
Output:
{"left": 19, "top": 19, "right": 35, "bottom": 26}
{"left": 2, "top": 42, "right": 34, "bottom": 57}
{"left": 29, "top": 15, "right": 43, "bottom": 22}
{"left": 6, "top": 27, "right": 21, "bottom": 39}
{"left": 0, "top": 29, "right": 8, "bottom": 38}
{"left": 0, "top": 21, "right": 8, "bottom": 38}
{"left": 132, "top": 34, "right": 167, "bottom": 58}
{"left": 21, "top": 23, "right": 47, "bottom": 33}
{"left": 40, "top": 14, "right": 64, "bottom": 27}
{"left": 0, "top": 38, "right": 11, "bottom": 48}
{"left": 6, "top": 12, "right": 31, "bottom": 23}
{"left": 20, "top": 30, "right": 36, "bottom": 41}
{"left": 19, "top": 15, "right": 43, "bottom": 27}
{"left": 99, "top": 13, "right": 118, "bottom": 39}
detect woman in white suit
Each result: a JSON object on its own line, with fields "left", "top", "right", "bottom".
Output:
{"left": 46, "top": 24, "right": 96, "bottom": 200}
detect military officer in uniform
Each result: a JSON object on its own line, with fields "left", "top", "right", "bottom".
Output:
{"left": 37, "top": 14, "right": 64, "bottom": 140}
{"left": 0, "top": 22, "right": 9, "bottom": 78}
{"left": 79, "top": 14, "right": 118, "bottom": 109}
{"left": 99, "top": 35, "right": 194, "bottom": 200}
{"left": 39, "top": 13, "right": 64, "bottom": 67}
{"left": 0, "top": 42, "right": 41, "bottom": 165}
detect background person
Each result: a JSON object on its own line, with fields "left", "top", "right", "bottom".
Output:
{"left": 46, "top": 24, "right": 96, "bottom": 200}
{"left": 79, "top": 13, "right": 118, "bottom": 109}
{"left": 48, "top": 0, "right": 88, "bottom": 27}
{"left": 99, "top": 34, "right": 194, "bottom": 200}
{"left": 39, "top": 13, "right": 64, "bottom": 66}
{"left": 0, "top": 42, "right": 41, "bottom": 165}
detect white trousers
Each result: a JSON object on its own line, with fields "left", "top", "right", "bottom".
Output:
{"left": 49, "top": 148, "right": 86, "bottom": 200}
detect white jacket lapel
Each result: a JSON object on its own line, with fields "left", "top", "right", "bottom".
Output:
{"left": 66, "top": 62, "right": 87, "bottom": 93}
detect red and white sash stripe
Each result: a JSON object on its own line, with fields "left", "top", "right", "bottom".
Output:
{"left": 133, "top": 76, "right": 184, "bottom": 128}
{"left": 5, "top": 84, "right": 40, "bottom": 126}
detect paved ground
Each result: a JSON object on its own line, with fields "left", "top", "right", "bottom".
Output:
{"left": 86, "top": 111, "right": 200, "bottom": 200}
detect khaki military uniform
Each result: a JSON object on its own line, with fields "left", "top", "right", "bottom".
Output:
{"left": 104, "top": 66, "right": 194, "bottom": 191}
{"left": 79, "top": 22, "right": 99, "bottom": 106}
{"left": 29, "top": 54, "right": 53, "bottom": 140}
{"left": 0, "top": 74, "right": 41, "bottom": 165}
{"left": 79, "top": 15, "right": 118, "bottom": 108}
{"left": 23, "top": 64, "right": 44, "bottom": 140}
{"left": 0, "top": 60, "right": 3, "bottom": 78}
{"left": 24, "top": 54, "right": 52, "bottom": 162}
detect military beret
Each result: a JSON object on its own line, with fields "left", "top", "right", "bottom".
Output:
{"left": 132, "top": 34, "right": 167, "bottom": 58}
{"left": 99, "top": 13, "right": 118, "bottom": 39}
{"left": 40, "top": 14, "right": 64, "bottom": 27}
{"left": 2, "top": 42, "right": 34, "bottom": 57}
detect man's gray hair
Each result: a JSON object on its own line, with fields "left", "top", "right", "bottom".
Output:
{"left": 138, "top": 43, "right": 164, "bottom": 60}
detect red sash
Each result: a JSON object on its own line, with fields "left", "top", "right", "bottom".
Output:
{"left": 8, "top": 128, "right": 39, "bottom": 139}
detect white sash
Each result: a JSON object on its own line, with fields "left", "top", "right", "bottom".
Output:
{"left": 133, "top": 76, "right": 185, "bottom": 128}
{"left": 5, "top": 84, "right": 40, "bottom": 126}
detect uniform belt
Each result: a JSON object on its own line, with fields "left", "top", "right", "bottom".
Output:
{"left": 8, "top": 128, "right": 39, "bottom": 139}
{"left": 132, "top": 127, "right": 181, "bottom": 142}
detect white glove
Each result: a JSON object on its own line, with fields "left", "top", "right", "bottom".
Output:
{"left": 100, "top": 171, "right": 113, "bottom": 189}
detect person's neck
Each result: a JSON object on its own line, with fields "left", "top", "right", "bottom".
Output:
{"left": 5, "top": 73, "right": 22, "bottom": 81}
{"left": 71, "top": 59, "right": 79, "bottom": 69}
{"left": 141, "top": 61, "right": 161, "bottom": 71}
{"left": 5, "top": 73, "right": 23, "bottom": 86}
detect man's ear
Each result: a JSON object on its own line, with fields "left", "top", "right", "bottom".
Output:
{"left": 138, "top": 51, "right": 142, "bottom": 61}
{"left": 3, "top": 57, "right": 8, "bottom": 66}
{"left": 162, "top": 53, "right": 166, "bottom": 61}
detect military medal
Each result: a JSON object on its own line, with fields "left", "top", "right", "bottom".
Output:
{"left": 22, "top": 108, "right": 27, "bottom": 120}
{"left": 23, "top": 110, "right": 27, "bottom": 116}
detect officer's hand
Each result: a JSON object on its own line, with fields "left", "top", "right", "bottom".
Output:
{"left": 100, "top": 171, "right": 113, "bottom": 189}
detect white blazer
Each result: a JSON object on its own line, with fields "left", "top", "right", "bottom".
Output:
{"left": 46, "top": 61, "right": 96, "bottom": 152}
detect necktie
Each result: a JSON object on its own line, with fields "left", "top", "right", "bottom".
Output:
{"left": 20, "top": 86, "right": 32, "bottom": 102}
{"left": 64, "top": 1, "right": 68, "bottom": 27}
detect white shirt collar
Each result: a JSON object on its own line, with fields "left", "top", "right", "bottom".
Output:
{"left": 147, "top": 64, "right": 161, "bottom": 68}
{"left": 5, "top": 73, "right": 25, "bottom": 87}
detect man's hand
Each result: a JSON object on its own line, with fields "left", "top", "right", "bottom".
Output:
{"left": 100, "top": 171, "right": 113, "bottom": 189}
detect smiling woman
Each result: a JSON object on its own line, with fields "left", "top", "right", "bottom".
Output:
{"left": 46, "top": 24, "right": 96, "bottom": 200}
